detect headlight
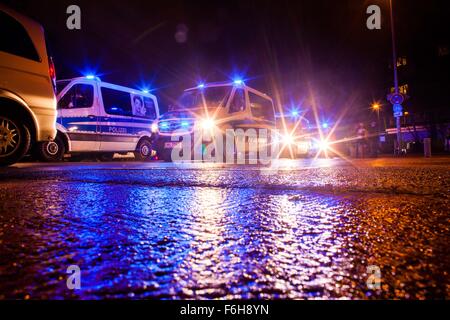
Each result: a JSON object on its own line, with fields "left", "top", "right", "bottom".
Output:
{"left": 151, "top": 123, "right": 158, "bottom": 133}
{"left": 317, "top": 139, "right": 330, "bottom": 151}
{"left": 281, "top": 134, "right": 294, "bottom": 145}
{"left": 159, "top": 122, "right": 169, "bottom": 129}
{"left": 199, "top": 118, "right": 215, "bottom": 130}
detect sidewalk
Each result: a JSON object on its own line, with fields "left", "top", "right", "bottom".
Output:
{"left": 348, "top": 155, "right": 450, "bottom": 168}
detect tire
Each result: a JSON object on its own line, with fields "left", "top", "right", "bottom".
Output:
{"left": 36, "top": 135, "right": 65, "bottom": 162}
{"left": 134, "top": 139, "right": 153, "bottom": 161}
{"left": 0, "top": 116, "right": 31, "bottom": 167}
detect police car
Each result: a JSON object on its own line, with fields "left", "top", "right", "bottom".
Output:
{"left": 36, "top": 76, "right": 159, "bottom": 161}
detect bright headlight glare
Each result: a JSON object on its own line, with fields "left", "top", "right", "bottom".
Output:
{"left": 200, "top": 118, "right": 215, "bottom": 130}
{"left": 151, "top": 123, "right": 158, "bottom": 133}
{"left": 318, "top": 139, "right": 330, "bottom": 151}
{"left": 282, "top": 134, "right": 294, "bottom": 145}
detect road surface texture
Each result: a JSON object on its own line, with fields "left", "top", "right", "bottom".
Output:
{"left": 0, "top": 157, "right": 449, "bottom": 299}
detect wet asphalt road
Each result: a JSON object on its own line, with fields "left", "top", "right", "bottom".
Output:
{"left": 0, "top": 157, "right": 449, "bottom": 299}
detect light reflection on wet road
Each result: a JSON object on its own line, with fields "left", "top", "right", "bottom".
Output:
{"left": 0, "top": 158, "right": 449, "bottom": 299}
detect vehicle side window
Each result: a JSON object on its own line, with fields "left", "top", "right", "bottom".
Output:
{"left": 130, "top": 94, "right": 157, "bottom": 119}
{"left": 0, "top": 11, "right": 40, "bottom": 61}
{"left": 101, "top": 87, "right": 133, "bottom": 116}
{"left": 249, "top": 92, "right": 275, "bottom": 121}
{"left": 229, "top": 89, "right": 245, "bottom": 113}
{"left": 58, "top": 84, "right": 94, "bottom": 109}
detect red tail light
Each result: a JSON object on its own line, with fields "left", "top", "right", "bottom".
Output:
{"left": 48, "top": 56, "right": 56, "bottom": 93}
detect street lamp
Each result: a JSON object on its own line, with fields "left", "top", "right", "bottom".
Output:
{"left": 389, "top": 0, "right": 403, "bottom": 155}
{"left": 372, "top": 103, "right": 382, "bottom": 148}
{"left": 372, "top": 103, "right": 381, "bottom": 124}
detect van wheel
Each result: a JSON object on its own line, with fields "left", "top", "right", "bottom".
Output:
{"left": 0, "top": 116, "right": 31, "bottom": 167}
{"left": 135, "top": 139, "right": 153, "bottom": 161}
{"left": 36, "top": 135, "right": 65, "bottom": 162}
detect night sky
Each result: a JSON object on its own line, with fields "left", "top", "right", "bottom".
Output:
{"left": 2, "top": 0, "right": 449, "bottom": 122}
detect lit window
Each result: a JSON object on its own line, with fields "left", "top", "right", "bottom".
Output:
{"left": 396, "top": 56, "right": 407, "bottom": 67}
{"left": 390, "top": 84, "right": 409, "bottom": 95}
{"left": 399, "top": 84, "right": 409, "bottom": 95}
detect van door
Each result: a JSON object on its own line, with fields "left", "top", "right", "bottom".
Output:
{"left": 57, "top": 82, "right": 100, "bottom": 152}
{"left": 98, "top": 87, "right": 139, "bottom": 152}
{"left": 248, "top": 91, "right": 276, "bottom": 127}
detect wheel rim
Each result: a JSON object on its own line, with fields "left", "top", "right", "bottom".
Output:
{"left": 141, "top": 144, "right": 150, "bottom": 156}
{"left": 0, "top": 117, "right": 21, "bottom": 157}
{"left": 45, "top": 141, "right": 59, "bottom": 156}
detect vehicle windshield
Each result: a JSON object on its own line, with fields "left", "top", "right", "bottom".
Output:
{"left": 177, "top": 86, "right": 231, "bottom": 109}
{"left": 278, "top": 117, "right": 308, "bottom": 127}
{"left": 56, "top": 80, "right": 70, "bottom": 95}
{"left": 159, "top": 111, "right": 193, "bottom": 120}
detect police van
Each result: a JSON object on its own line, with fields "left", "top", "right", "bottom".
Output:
{"left": 155, "top": 80, "right": 277, "bottom": 162}
{"left": 36, "top": 76, "right": 159, "bottom": 161}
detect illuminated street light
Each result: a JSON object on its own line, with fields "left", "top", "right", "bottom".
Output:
{"left": 372, "top": 103, "right": 382, "bottom": 146}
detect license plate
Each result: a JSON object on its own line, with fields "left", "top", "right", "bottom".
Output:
{"left": 164, "top": 142, "right": 180, "bottom": 149}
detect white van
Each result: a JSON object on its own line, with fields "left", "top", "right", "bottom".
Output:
{"left": 0, "top": 5, "right": 57, "bottom": 166}
{"left": 36, "top": 76, "right": 160, "bottom": 161}
{"left": 155, "top": 80, "right": 277, "bottom": 161}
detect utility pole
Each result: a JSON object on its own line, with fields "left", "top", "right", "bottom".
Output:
{"left": 389, "top": 0, "right": 403, "bottom": 155}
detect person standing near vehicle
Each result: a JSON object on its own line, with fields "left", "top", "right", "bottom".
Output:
{"left": 445, "top": 127, "right": 450, "bottom": 152}
{"left": 368, "top": 121, "right": 379, "bottom": 157}
{"left": 355, "top": 122, "right": 368, "bottom": 158}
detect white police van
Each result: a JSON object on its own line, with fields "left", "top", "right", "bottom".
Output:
{"left": 155, "top": 80, "right": 277, "bottom": 162}
{"left": 36, "top": 76, "right": 159, "bottom": 161}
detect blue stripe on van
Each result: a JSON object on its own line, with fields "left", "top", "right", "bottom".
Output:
{"left": 98, "top": 125, "right": 147, "bottom": 135}
{"left": 59, "top": 116, "right": 153, "bottom": 124}
{"left": 59, "top": 117, "right": 152, "bottom": 135}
